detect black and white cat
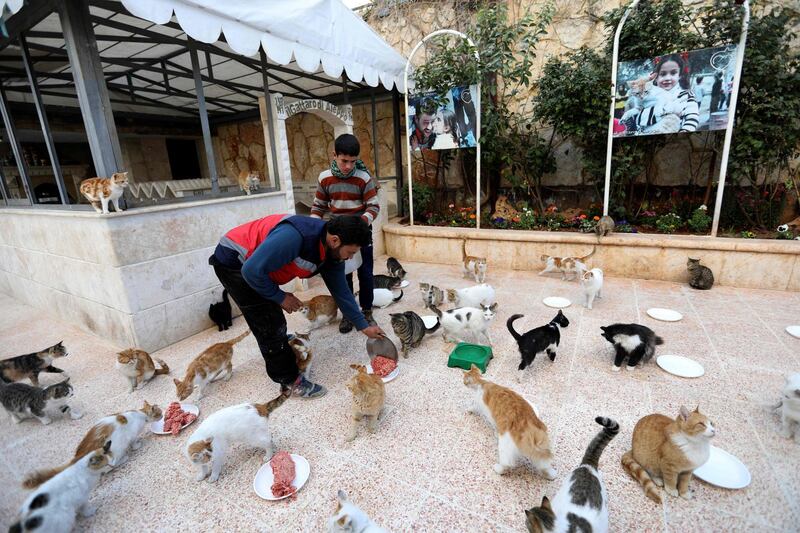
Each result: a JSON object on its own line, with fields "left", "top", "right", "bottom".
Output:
{"left": 386, "top": 257, "right": 407, "bottom": 280}
{"left": 0, "top": 378, "right": 83, "bottom": 425}
{"left": 208, "top": 290, "right": 232, "bottom": 331}
{"left": 600, "top": 323, "right": 663, "bottom": 371}
{"left": 429, "top": 303, "right": 497, "bottom": 345}
{"left": 507, "top": 311, "right": 569, "bottom": 381}
{"left": 373, "top": 274, "right": 403, "bottom": 290}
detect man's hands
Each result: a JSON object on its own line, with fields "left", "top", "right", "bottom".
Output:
{"left": 360, "top": 325, "right": 386, "bottom": 339}
{"left": 280, "top": 294, "right": 304, "bottom": 313}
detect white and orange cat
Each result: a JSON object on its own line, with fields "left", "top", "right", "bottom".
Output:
{"left": 79, "top": 171, "right": 129, "bottom": 214}
{"left": 299, "top": 295, "right": 338, "bottom": 332}
{"left": 23, "top": 401, "right": 162, "bottom": 489}
{"left": 462, "top": 240, "right": 488, "bottom": 283}
{"left": 238, "top": 169, "right": 261, "bottom": 195}
{"left": 289, "top": 332, "right": 313, "bottom": 378}
{"left": 346, "top": 364, "right": 385, "bottom": 442}
{"left": 539, "top": 246, "right": 595, "bottom": 281}
{"left": 463, "top": 364, "right": 556, "bottom": 479}
{"left": 173, "top": 330, "right": 250, "bottom": 401}
{"left": 622, "top": 406, "right": 716, "bottom": 503}
{"left": 116, "top": 349, "right": 170, "bottom": 392}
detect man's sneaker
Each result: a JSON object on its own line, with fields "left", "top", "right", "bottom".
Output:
{"left": 339, "top": 318, "right": 354, "bottom": 333}
{"left": 281, "top": 375, "right": 327, "bottom": 399}
{"left": 363, "top": 309, "right": 377, "bottom": 327}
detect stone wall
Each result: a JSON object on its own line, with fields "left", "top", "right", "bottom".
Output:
{"left": 120, "top": 137, "right": 173, "bottom": 183}
{"left": 285, "top": 113, "right": 334, "bottom": 183}
{"left": 215, "top": 120, "right": 268, "bottom": 180}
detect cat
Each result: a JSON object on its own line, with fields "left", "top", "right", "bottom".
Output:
{"left": 208, "top": 289, "right": 233, "bottom": 331}
{"left": 173, "top": 330, "right": 250, "bottom": 401}
{"left": 507, "top": 311, "right": 569, "bottom": 380}
{"left": 299, "top": 295, "right": 338, "bottom": 332}
{"left": 493, "top": 194, "right": 521, "bottom": 220}
{"left": 524, "top": 417, "right": 620, "bottom": 533}
{"left": 539, "top": 247, "right": 595, "bottom": 281}
{"left": 185, "top": 391, "right": 289, "bottom": 483}
{"left": 0, "top": 341, "right": 68, "bottom": 386}
{"left": 687, "top": 258, "right": 714, "bottom": 290}
{"left": 446, "top": 284, "right": 496, "bottom": 308}
{"left": 23, "top": 401, "right": 162, "bottom": 489}
{"left": 430, "top": 302, "right": 498, "bottom": 345}
{"left": 345, "top": 364, "right": 386, "bottom": 442}
{"left": 580, "top": 268, "right": 604, "bottom": 310}
{"left": 9, "top": 442, "right": 113, "bottom": 533}
{"left": 373, "top": 274, "right": 403, "bottom": 290}
{"left": 327, "top": 489, "right": 387, "bottom": 532}
{"left": 462, "top": 240, "right": 488, "bottom": 283}
{"left": 79, "top": 171, "right": 129, "bottom": 214}
{"left": 419, "top": 282, "right": 444, "bottom": 309}
{"left": 0, "top": 378, "right": 82, "bottom": 425}
{"left": 600, "top": 323, "right": 663, "bottom": 371}
{"left": 463, "top": 364, "right": 557, "bottom": 479}
{"left": 622, "top": 406, "right": 715, "bottom": 503}
{"left": 371, "top": 288, "right": 403, "bottom": 308}
{"left": 773, "top": 373, "right": 800, "bottom": 442}
{"left": 389, "top": 310, "right": 440, "bottom": 358}
{"left": 386, "top": 257, "right": 407, "bottom": 280}
{"left": 116, "top": 349, "right": 170, "bottom": 393}
{"left": 238, "top": 169, "right": 261, "bottom": 195}
{"left": 288, "top": 332, "right": 313, "bottom": 378}
{"left": 595, "top": 215, "right": 615, "bottom": 237}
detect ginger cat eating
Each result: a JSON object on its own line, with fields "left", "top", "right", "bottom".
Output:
{"left": 173, "top": 330, "right": 250, "bottom": 401}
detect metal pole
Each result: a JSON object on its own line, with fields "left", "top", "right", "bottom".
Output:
{"left": 391, "top": 89, "right": 404, "bottom": 217}
{"left": 259, "top": 47, "right": 280, "bottom": 191}
{"left": 711, "top": 1, "right": 750, "bottom": 237}
{"left": 20, "top": 34, "right": 69, "bottom": 204}
{"left": 370, "top": 89, "right": 380, "bottom": 178}
{"left": 0, "top": 164, "right": 10, "bottom": 205}
{"left": 0, "top": 80, "right": 34, "bottom": 204}
{"left": 341, "top": 75, "right": 349, "bottom": 106}
{"left": 189, "top": 44, "right": 219, "bottom": 194}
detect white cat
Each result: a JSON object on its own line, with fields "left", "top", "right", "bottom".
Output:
{"left": 580, "top": 268, "right": 604, "bottom": 310}
{"left": 327, "top": 490, "right": 387, "bottom": 533}
{"left": 775, "top": 373, "right": 800, "bottom": 442}
{"left": 10, "top": 443, "right": 113, "bottom": 533}
{"left": 446, "top": 284, "right": 496, "bottom": 308}
{"left": 185, "top": 392, "right": 289, "bottom": 483}
{"left": 371, "top": 288, "right": 403, "bottom": 309}
{"left": 430, "top": 303, "right": 498, "bottom": 345}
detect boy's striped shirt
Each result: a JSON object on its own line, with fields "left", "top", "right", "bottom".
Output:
{"left": 311, "top": 168, "right": 380, "bottom": 224}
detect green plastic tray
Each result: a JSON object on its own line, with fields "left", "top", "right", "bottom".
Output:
{"left": 447, "top": 342, "right": 493, "bottom": 373}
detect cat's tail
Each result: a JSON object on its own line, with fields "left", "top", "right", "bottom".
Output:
{"left": 579, "top": 246, "right": 597, "bottom": 262}
{"left": 227, "top": 330, "right": 251, "bottom": 345}
{"left": 222, "top": 289, "right": 229, "bottom": 303}
{"left": 22, "top": 463, "right": 69, "bottom": 489}
{"left": 654, "top": 336, "right": 664, "bottom": 345}
{"left": 581, "top": 417, "right": 620, "bottom": 469}
{"left": 254, "top": 390, "right": 291, "bottom": 417}
{"left": 153, "top": 358, "right": 170, "bottom": 376}
{"left": 462, "top": 239, "right": 468, "bottom": 262}
{"left": 393, "top": 290, "right": 403, "bottom": 303}
{"left": 506, "top": 314, "right": 524, "bottom": 341}
{"left": 427, "top": 304, "right": 442, "bottom": 318}
{"left": 621, "top": 451, "right": 662, "bottom": 504}
{"left": 424, "top": 310, "right": 441, "bottom": 334}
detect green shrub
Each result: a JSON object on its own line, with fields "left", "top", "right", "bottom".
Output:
{"left": 656, "top": 213, "right": 683, "bottom": 233}
{"left": 687, "top": 206, "right": 712, "bottom": 233}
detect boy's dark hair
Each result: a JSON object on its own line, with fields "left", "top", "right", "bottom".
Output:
{"left": 326, "top": 215, "right": 371, "bottom": 247}
{"left": 334, "top": 134, "right": 360, "bottom": 157}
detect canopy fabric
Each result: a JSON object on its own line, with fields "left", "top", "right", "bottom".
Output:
{"left": 119, "top": 0, "right": 407, "bottom": 92}
{"left": 0, "top": 0, "right": 24, "bottom": 18}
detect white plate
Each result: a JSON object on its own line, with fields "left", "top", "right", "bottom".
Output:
{"left": 421, "top": 315, "right": 438, "bottom": 329}
{"left": 786, "top": 325, "right": 800, "bottom": 339}
{"left": 693, "top": 445, "right": 751, "bottom": 489}
{"left": 399, "top": 280, "right": 410, "bottom": 288}
{"left": 367, "top": 361, "right": 400, "bottom": 383}
{"left": 253, "top": 453, "right": 310, "bottom": 500}
{"left": 656, "top": 355, "right": 705, "bottom": 378}
{"left": 543, "top": 296, "right": 571, "bottom": 309}
{"left": 647, "top": 308, "right": 683, "bottom": 322}
{"left": 150, "top": 403, "right": 199, "bottom": 435}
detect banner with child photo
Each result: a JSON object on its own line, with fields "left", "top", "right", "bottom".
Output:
{"left": 407, "top": 85, "right": 478, "bottom": 151}
{"left": 613, "top": 45, "right": 739, "bottom": 138}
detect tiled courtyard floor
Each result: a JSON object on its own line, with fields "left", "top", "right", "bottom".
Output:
{"left": 1, "top": 257, "right": 799, "bottom": 532}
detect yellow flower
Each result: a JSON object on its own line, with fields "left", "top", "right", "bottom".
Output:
{"left": 469, "top": 214, "right": 476, "bottom": 219}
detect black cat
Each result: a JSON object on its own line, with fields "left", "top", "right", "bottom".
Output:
{"left": 373, "top": 274, "right": 403, "bottom": 290}
{"left": 208, "top": 290, "right": 232, "bottom": 331}
{"left": 600, "top": 323, "right": 663, "bottom": 371}
{"left": 386, "top": 257, "right": 407, "bottom": 279}
{"left": 507, "top": 311, "right": 570, "bottom": 375}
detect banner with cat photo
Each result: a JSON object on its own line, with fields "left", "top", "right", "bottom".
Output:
{"left": 613, "top": 45, "right": 739, "bottom": 138}
{"left": 407, "top": 85, "right": 478, "bottom": 151}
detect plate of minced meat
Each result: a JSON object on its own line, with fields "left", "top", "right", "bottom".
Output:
{"left": 253, "top": 452, "right": 310, "bottom": 500}
{"left": 150, "top": 402, "right": 199, "bottom": 436}
{"left": 367, "top": 355, "right": 399, "bottom": 382}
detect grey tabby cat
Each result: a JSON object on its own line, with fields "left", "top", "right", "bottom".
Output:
{"left": 0, "top": 378, "right": 82, "bottom": 425}
{"left": 386, "top": 257, "right": 407, "bottom": 280}
{"left": 687, "top": 258, "right": 714, "bottom": 290}
{"left": 0, "top": 341, "right": 68, "bottom": 386}
{"left": 595, "top": 215, "right": 615, "bottom": 237}
{"left": 373, "top": 274, "right": 403, "bottom": 290}
{"left": 419, "top": 282, "right": 444, "bottom": 309}
{"left": 389, "top": 311, "right": 440, "bottom": 358}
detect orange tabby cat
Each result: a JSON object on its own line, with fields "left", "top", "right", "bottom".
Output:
{"left": 238, "top": 169, "right": 261, "bottom": 195}
{"left": 462, "top": 239, "right": 487, "bottom": 283}
{"left": 80, "top": 171, "right": 129, "bottom": 214}
{"left": 622, "top": 406, "right": 716, "bottom": 503}
{"left": 463, "top": 364, "right": 556, "bottom": 479}
{"left": 345, "top": 364, "right": 385, "bottom": 442}
{"left": 173, "top": 330, "right": 250, "bottom": 401}
{"left": 299, "top": 295, "right": 338, "bottom": 332}
{"left": 116, "top": 349, "right": 170, "bottom": 393}
{"left": 289, "top": 332, "right": 313, "bottom": 377}
{"left": 539, "top": 246, "right": 595, "bottom": 281}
